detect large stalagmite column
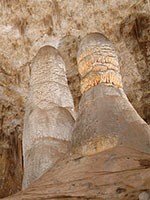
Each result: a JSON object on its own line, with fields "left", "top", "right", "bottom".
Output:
{"left": 3, "top": 33, "right": 150, "bottom": 200}
{"left": 22, "top": 46, "right": 75, "bottom": 188}
{"left": 72, "top": 33, "right": 150, "bottom": 155}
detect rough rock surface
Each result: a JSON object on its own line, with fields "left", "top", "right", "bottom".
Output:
{"left": 71, "top": 33, "right": 150, "bottom": 156}
{"left": 3, "top": 146, "right": 150, "bottom": 200}
{"left": 22, "top": 46, "right": 75, "bottom": 188}
{"left": 0, "top": 0, "right": 150, "bottom": 198}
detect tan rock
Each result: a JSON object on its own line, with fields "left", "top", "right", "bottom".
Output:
{"left": 0, "top": 0, "right": 150, "bottom": 197}
{"left": 22, "top": 46, "right": 75, "bottom": 188}
{"left": 3, "top": 146, "right": 150, "bottom": 200}
{"left": 72, "top": 33, "right": 150, "bottom": 155}
{"left": 2, "top": 32, "right": 150, "bottom": 200}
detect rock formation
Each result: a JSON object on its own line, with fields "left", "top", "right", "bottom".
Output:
{"left": 22, "top": 46, "right": 75, "bottom": 188}
{"left": 72, "top": 33, "right": 150, "bottom": 155}
{"left": 0, "top": 0, "right": 150, "bottom": 198}
{"left": 3, "top": 33, "right": 150, "bottom": 200}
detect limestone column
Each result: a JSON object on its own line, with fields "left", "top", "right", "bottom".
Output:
{"left": 3, "top": 34, "right": 150, "bottom": 200}
{"left": 72, "top": 33, "right": 150, "bottom": 155}
{"left": 22, "top": 46, "right": 75, "bottom": 188}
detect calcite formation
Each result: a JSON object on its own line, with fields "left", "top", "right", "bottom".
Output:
{"left": 72, "top": 33, "right": 150, "bottom": 155}
{"left": 3, "top": 33, "right": 150, "bottom": 200}
{"left": 77, "top": 33, "right": 122, "bottom": 93}
{"left": 22, "top": 46, "right": 75, "bottom": 188}
{"left": 4, "top": 146, "right": 150, "bottom": 200}
{"left": 0, "top": 0, "right": 150, "bottom": 198}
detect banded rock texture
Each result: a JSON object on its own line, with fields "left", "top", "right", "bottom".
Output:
{"left": 0, "top": 0, "right": 150, "bottom": 198}
{"left": 77, "top": 33, "right": 122, "bottom": 94}
{"left": 72, "top": 33, "right": 150, "bottom": 155}
{"left": 22, "top": 46, "right": 75, "bottom": 188}
{"left": 3, "top": 33, "right": 150, "bottom": 200}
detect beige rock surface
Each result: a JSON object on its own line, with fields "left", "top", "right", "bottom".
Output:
{"left": 22, "top": 46, "right": 75, "bottom": 189}
{"left": 0, "top": 0, "right": 150, "bottom": 198}
{"left": 72, "top": 32, "right": 150, "bottom": 155}
{"left": 3, "top": 146, "right": 150, "bottom": 200}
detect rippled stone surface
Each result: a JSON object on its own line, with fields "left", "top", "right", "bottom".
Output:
{"left": 0, "top": 0, "right": 149, "bottom": 198}
{"left": 22, "top": 46, "right": 75, "bottom": 188}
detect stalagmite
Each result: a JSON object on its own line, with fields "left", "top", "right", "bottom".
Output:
{"left": 3, "top": 34, "right": 150, "bottom": 200}
{"left": 72, "top": 33, "right": 150, "bottom": 155}
{"left": 22, "top": 46, "right": 75, "bottom": 188}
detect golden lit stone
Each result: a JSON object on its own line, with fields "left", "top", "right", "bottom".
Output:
{"left": 77, "top": 33, "right": 122, "bottom": 93}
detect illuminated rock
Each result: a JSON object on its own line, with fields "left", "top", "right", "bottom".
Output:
{"left": 22, "top": 46, "right": 75, "bottom": 188}
{"left": 72, "top": 33, "right": 150, "bottom": 155}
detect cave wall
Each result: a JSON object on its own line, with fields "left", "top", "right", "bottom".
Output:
{"left": 0, "top": 0, "right": 149, "bottom": 198}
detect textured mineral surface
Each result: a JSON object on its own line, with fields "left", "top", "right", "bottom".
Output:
{"left": 0, "top": 0, "right": 150, "bottom": 198}
{"left": 22, "top": 45, "right": 75, "bottom": 189}
{"left": 3, "top": 146, "right": 150, "bottom": 200}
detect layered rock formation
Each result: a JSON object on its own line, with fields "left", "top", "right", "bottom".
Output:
{"left": 0, "top": 0, "right": 150, "bottom": 198}
{"left": 3, "top": 33, "right": 150, "bottom": 200}
{"left": 22, "top": 46, "right": 75, "bottom": 188}
{"left": 72, "top": 33, "right": 150, "bottom": 155}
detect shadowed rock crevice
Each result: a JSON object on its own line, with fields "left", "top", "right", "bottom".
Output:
{"left": 120, "top": 13, "right": 150, "bottom": 124}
